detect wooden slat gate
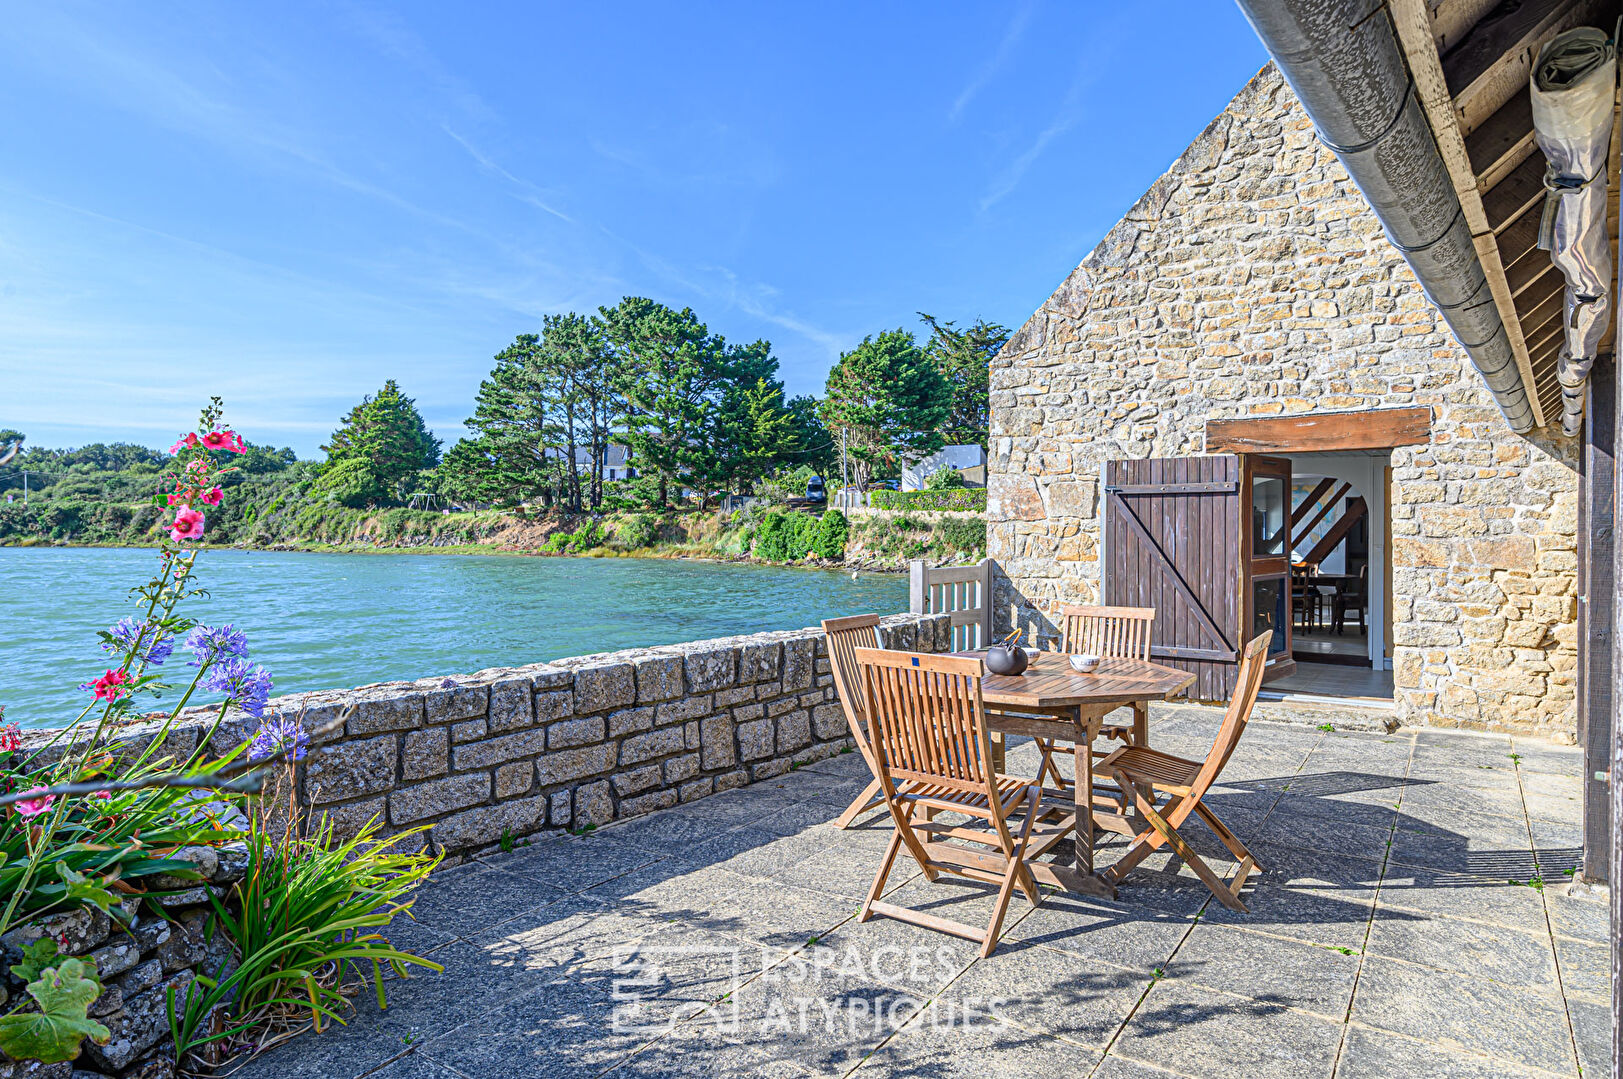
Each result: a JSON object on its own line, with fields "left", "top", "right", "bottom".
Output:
{"left": 909, "top": 558, "right": 994, "bottom": 652}
{"left": 1104, "top": 456, "right": 1243, "bottom": 700}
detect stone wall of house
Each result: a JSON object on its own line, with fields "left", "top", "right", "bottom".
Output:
{"left": 986, "top": 63, "right": 1580, "bottom": 739}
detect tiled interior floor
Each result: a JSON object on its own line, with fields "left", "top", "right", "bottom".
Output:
{"left": 1266, "top": 661, "right": 1395, "bottom": 700}
{"left": 1292, "top": 627, "right": 1370, "bottom": 660}
{"left": 235, "top": 711, "right": 1606, "bottom": 1079}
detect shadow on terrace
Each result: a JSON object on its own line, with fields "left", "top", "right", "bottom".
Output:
{"left": 236, "top": 711, "right": 1605, "bottom": 1079}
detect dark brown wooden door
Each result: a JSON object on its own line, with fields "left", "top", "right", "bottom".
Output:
{"left": 1103, "top": 456, "right": 1244, "bottom": 700}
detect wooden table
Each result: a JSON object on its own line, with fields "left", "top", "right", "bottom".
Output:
{"left": 965, "top": 652, "right": 1197, "bottom": 899}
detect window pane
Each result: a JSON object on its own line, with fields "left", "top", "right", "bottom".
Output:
{"left": 1252, "top": 476, "right": 1285, "bottom": 557}
{"left": 1252, "top": 577, "right": 1288, "bottom": 656}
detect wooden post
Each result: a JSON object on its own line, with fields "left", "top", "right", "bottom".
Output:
{"left": 1608, "top": 349, "right": 1623, "bottom": 1079}
{"left": 908, "top": 559, "right": 927, "bottom": 616}
{"left": 1580, "top": 352, "right": 1614, "bottom": 887}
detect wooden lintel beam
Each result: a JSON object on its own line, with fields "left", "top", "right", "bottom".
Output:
{"left": 1291, "top": 478, "right": 1337, "bottom": 528}
{"left": 1205, "top": 408, "right": 1433, "bottom": 454}
{"left": 1391, "top": 0, "right": 1548, "bottom": 429}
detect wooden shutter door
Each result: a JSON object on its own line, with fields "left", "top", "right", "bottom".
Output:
{"left": 1103, "top": 455, "right": 1243, "bottom": 700}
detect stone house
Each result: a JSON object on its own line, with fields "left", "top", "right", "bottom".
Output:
{"left": 986, "top": 64, "right": 1579, "bottom": 740}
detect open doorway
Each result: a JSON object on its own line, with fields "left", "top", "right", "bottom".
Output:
{"left": 1267, "top": 451, "right": 1393, "bottom": 702}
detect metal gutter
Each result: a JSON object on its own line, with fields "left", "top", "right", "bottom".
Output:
{"left": 1236, "top": 0, "right": 1538, "bottom": 433}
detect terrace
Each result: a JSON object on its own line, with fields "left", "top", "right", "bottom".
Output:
{"left": 238, "top": 709, "right": 1607, "bottom": 1079}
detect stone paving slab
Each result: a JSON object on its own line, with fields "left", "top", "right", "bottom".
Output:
{"left": 232, "top": 718, "right": 1607, "bottom": 1079}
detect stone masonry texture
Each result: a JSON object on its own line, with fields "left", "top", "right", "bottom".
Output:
{"left": 21, "top": 612, "right": 951, "bottom": 864}
{"left": 987, "top": 64, "right": 1578, "bottom": 739}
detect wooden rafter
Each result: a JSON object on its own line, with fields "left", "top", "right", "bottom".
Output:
{"left": 1303, "top": 498, "right": 1368, "bottom": 566}
{"left": 1389, "top": 0, "right": 1548, "bottom": 429}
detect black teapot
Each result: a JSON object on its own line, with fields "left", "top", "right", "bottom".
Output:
{"left": 985, "top": 642, "right": 1029, "bottom": 676}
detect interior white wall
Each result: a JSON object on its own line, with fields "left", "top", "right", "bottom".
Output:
{"left": 1289, "top": 452, "right": 1389, "bottom": 670}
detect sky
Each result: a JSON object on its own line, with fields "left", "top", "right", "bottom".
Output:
{"left": 0, "top": 3, "right": 1269, "bottom": 457}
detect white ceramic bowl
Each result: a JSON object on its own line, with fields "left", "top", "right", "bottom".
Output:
{"left": 1070, "top": 653, "right": 1101, "bottom": 673}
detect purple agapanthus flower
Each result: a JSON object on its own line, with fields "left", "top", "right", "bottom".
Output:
{"left": 186, "top": 624, "right": 249, "bottom": 667}
{"left": 204, "top": 658, "right": 273, "bottom": 718}
{"left": 247, "top": 714, "right": 308, "bottom": 761}
{"left": 103, "top": 617, "right": 174, "bottom": 666}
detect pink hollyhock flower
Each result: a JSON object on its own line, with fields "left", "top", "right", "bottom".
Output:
{"left": 227, "top": 432, "right": 247, "bottom": 454}
{"left": 200, "top": 486, "right": 223, "bottom": 506}
{"left": 201, "top": 430, "right": 231, "bottom": 450}
{"left": 185, "top": 458, "right": 208, "bottom": 472}
{"left": 13, "top": 788, "right": 54, "bottom": 819}
{"left": 166, "top": 492, "right": 185, "bottom": 506}
{"left": 90, "top": 669, "right": 133, "bottom": 701}
{"left": 169, "top": 505, "right": 205, "bottom": 542}
{"left": 168, "top": 433, "right": 199, "bottom": 455}
{"left": 0, "top": 724, "right": 20, "bottom": 753}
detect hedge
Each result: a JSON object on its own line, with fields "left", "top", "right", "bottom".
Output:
{"left": 868, "top": 488, "right": 986, "bottom": 511}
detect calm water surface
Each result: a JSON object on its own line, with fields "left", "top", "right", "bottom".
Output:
{"left": 0, "top": 548, "right": 907, "bottom": 728}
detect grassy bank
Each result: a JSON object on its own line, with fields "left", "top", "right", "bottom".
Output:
{"left": 0, "top": 495, "right": 986, "bottom": 572}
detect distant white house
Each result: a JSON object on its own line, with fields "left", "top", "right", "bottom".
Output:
{"left": 544, "top": 443, "right": 637, "bottom": 482}
{"left": 901, "top": 445, "right": 986, "bottom": 491}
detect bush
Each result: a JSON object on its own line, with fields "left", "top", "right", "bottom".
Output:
{"left": 542, "top": 518, "right": 609, "bottom": 554}
{"left": 868, "top": 488, "right": 986, "bottom": 511}
{"left": 307, "top": 457, "right": 385, "bottom": 508}
{"left": 752, "top": 510, "right": 819, "bottom": 561}
{"left": 617, "top": 513, "right": 662, "bottom": 550}
{"left": 812, "top": 509, "right": 848, "bottom": 560}
{"left": 937, "top": 515, "right": 987, "bottom": 555}
{"left": 923, "top": 467, "right": 967, "bottom": 490}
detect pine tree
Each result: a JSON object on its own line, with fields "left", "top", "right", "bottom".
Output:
{"left": 314, "top": 380, "right": 441, "bottom": 506}
{"left": 819, "top": 329, "right": 950, "bottom": 489}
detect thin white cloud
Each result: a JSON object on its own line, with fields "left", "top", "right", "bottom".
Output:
{"left": 978, "top": 12, "right": 1131, "bottom": 211}
{"left": 950, "top": 1, "right": 1035, "bottom": 122}
{"left": 442, "top": 126, "right": 573, "bottom": 223}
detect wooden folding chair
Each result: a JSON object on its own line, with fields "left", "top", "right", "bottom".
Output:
{"left": 1092, "top": 631, "right": 1272, "bottom": 911}
{"left": 853, "top": 648, "right": 1075, "bottom": 957}
{"left": 821, "top": 614, "right": 888, "bottom": 829}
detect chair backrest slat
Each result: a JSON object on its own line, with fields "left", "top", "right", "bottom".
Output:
{"left": 1188, "top": 631, "right": 1272, "bottom": 800}
{"left": 1056, "top": 604, "right": 1155, "bottom": 661}
{"left": 854, "top": 648, "right": 996, "bottom": 800}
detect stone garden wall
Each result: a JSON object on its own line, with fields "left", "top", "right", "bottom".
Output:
{"left": 23, "top": 612, "right": 949, "bottom": 861}
{"left": 986, "top": 63, "right": 1580, "bottom": 739}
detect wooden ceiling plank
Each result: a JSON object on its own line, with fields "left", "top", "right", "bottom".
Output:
{"left": 1466, "top": 92, "right": 1537, "bottom": 189}
{"left": 1429, "top": 0, "right": 1507, "bottom": 54}
{"left": 1443, "top": 0, "right": 1607, "bottom": 136}
{"left": 1507, "top": 253, "right": 1561, "bottom": 299}
{"left": 1496, "top": 203, "right": 1544, "bottom": 266}
{"left": 1392, "top": 0, "right": 1547, "bottom": 428}
{"left": 1483, "top": 150, "right": 1548, "bottom": 233}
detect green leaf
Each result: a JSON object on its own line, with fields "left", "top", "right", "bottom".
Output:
{"left": 9, "top": 937, "right": 59, "bottom": 984}
{"left": 56, "top": 864, "right": 117, "bottom": 916}
{"left": 0, "top": 959, "right": 111, "bottom": 1064}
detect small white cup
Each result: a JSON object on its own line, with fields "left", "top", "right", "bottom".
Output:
{"left": 1069, "top": 653, "right": 1101, "bottom": 673}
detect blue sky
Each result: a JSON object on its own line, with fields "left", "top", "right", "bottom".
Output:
{"left": 0, "top": 3, "right": 1268, "bottom": 457}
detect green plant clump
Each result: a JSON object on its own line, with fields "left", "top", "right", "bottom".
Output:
{"left": 869, "top": 488, "right": 986, "bottom": 511}
{"left": 812, "top": 509, "right": 848, "bottom": 560}
{"left": 752, "top": 510, "right": 820, "bottom": 561}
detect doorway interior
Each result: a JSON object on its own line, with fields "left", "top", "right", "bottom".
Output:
{"left": 1267, "top": 451, "right": 1393, "bottom": 702}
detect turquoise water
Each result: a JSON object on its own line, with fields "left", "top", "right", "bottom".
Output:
{"left": 0, "top": 548, "right": 907, "bottom": 728}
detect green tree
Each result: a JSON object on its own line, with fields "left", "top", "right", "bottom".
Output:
{"left": 601, "top": 297, "right": 776, "bottom": 508}
{"left": 819, "top": 329, "right": 950, "bottom": 490}
{"left": 918, "top": 313, "right": 1008, "bottom": 447}
{"left": 316, "top": 380, "right": 441, "bottom": 505}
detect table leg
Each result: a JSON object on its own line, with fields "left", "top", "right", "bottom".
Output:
{"left": 1132, "top": 701, "right": 1148, "bottom": 747}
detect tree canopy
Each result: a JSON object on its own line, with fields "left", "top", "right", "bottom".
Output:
{"left": 918, "top": 313, "right": 1007, "bottom": 448}
{"left": 819, "top": 328, "right": 951, "bottom": 490}
{"left": 313, "top": 380, "right": 441, "bottom": 506}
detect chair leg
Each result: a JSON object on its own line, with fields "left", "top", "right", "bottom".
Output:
{"left": 1034, "top": 738, "right": 1066, "bottom": 788}
{"left": 834, "top": 777, "right": 885, "bottom": 829}
{"left": 859, "top": 828, "right": 905, "bottom": 922}
{"left": 1192, "top": 800, "right": 1262, "bottom": 872}
{"left": 1133, "top": 791, "right": 1247, "bottom": 912}
{"left": 981, "top": 791, "right": 1042, "bottom": 958}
